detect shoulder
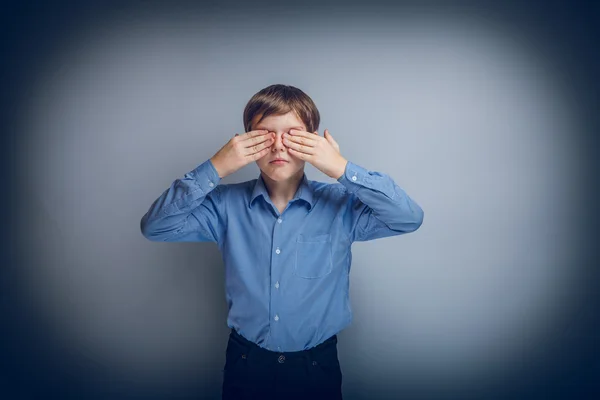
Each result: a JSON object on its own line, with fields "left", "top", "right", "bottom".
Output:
{"left": 212, "top": 178, "right": 256, "bottom": 202}
{"left": 308, "top": 178, "right": 352, "bottom": 203}
{"left": 219, "top": 179, "right": 255, "bottom": 192}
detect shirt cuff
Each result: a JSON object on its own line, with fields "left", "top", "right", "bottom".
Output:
{"left": 192, "top": 158, "right": 222, "bottom": 192}
{"left": 336, "top": 160, "right": 370, "bottom": 194}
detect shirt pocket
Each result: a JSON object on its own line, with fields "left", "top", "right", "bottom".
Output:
{"left": 294, "top": 233, "right": 333, "bottom": 279}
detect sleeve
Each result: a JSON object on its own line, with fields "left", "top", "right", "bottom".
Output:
{"left": 140, "top": 158, "right": 226, "bottom": 244}
{"left": 337, "top": 160, "right": 424, "bottom": 243}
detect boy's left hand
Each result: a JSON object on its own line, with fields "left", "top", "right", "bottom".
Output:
{"left": 283, "top": 128, "right": 347, "bottom": 180}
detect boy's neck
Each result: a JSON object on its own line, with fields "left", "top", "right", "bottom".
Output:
{"left": 261, "top": 168, "right": 304, "bottom": 205}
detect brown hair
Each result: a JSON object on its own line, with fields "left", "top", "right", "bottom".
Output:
{"left": 243, "top": 84, "right": 320, "bottom": 133}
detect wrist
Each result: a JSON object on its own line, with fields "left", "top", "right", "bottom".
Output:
{"left": 334, "top": 157, "right": 347, "bottom": 180}
{"left": 210, "top": 156, "right": 227, "bottom": 178}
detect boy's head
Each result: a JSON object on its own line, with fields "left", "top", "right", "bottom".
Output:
{"left": 243, "top": 84, "right": 320, "bottom": 183}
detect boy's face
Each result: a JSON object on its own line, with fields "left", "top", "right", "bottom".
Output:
{"left": 252, "top": 111, "right": 311, "bottom": 182}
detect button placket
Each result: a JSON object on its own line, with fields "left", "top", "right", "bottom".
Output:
{"left": 272, "top": 221, "right": 283, "bottom": 344}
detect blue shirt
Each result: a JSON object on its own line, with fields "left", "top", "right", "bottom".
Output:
{"left": 140, "top": 158, "right": 424, "bottom": 352}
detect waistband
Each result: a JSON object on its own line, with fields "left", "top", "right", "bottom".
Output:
{"left": 230, "top": 328, "right": 337, "bottom": 360}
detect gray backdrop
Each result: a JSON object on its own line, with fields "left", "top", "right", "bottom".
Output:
{"left": 9, "top": 2, "right": 596, "bottom": 399}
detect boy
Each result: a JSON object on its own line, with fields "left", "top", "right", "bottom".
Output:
{"left": 140, "top": 84, "right": 424, "bottom": 399}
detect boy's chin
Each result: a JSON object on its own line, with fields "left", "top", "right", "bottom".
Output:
{"left": 262, "top": 171, "right": 293, "bottom": 181}
{"left": 260, "top": 165, "right": 302, "bottom": 181}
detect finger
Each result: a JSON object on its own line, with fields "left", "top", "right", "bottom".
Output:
{"left": 288, "top": 129, "right": 313, "bottom": 137}
{"left": 244, "top": 131, "right": 274, "bottom": 147}
{"left": 287, "top": 147, "right": 309, "bottom": 160}
{"left": 284, "top": 132, "right": 315, "bottom": 147}
{"left": 325, "top": 129, "right": 338, "bottom": 143}
{"left": 240, "top": 129, "right": 270, "bottom": 142}
{"left": 250, "top": 145, "right": 272, "bottom": 161}
{"left": 246, "top": 136, "right": 274, "bottom": 155}
{"left": 290, "top": 128, "right": 320, "bottom": 138}
{"left": 249, "top": 132, "right": 275, "bottom": 154}
{"left": 284, "top": 137, "right": 314, "bottom": 154}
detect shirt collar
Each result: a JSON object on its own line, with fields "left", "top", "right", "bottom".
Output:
{"left": 249, "top": 172, "right": 314, "bottom": 211}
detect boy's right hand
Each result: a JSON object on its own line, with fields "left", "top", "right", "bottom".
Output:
{"left": 210, "top": 130, "right": 274, "bottom": 178}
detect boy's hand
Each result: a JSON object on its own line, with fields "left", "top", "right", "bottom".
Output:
{"left": 283, "top": 128, "right": 347, "bottom": 179}
{"left": 210, "top": 130, "right": 274, "bottom": 178}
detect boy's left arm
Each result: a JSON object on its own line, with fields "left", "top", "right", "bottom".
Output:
{"left": 283, "top": 127, "right": 423, "bottom": 243}
{"left": 336, "top": 160, "right": 424, "bottom": 243}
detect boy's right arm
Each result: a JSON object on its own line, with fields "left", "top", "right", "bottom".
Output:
{"left": 140, "top": 158, "right": 225, "bottom": 243}
{"left": 141, "top": 129, "right": 274, "bottom": 243}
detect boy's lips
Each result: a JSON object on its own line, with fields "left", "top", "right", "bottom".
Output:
{"left": 270, "top": 159, "right": 288, "bottom": 163}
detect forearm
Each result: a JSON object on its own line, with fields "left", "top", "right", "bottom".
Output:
{"left": 140, "top": 158, "right": 222, "bottom": 241}
{"left": 338, "top": 160, "right": 424, "bottom": 232}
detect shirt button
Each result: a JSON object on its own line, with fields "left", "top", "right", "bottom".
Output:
{"left": 208, "top": 181, "right": 214, "bottom": 187}
{"left": 351, "top": 175, "right": 357, "bottom": 181}
{"left": 277, "top": 218, "right": 282, "bottom": 223}
{"left": 275, "top": 281, "right": 279, "bottom": 289}
{"left": 278, "top": 354, "right": 285, "bottom": 363}
{"left": 274, "top": 314, "right": 279, "bottom": 321}
{"left": 275, "top": 248, "right": 281, "bottom": 254}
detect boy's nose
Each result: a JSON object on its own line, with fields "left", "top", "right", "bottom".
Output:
{"left": 271, "top": 132, "right": 285, "bottom": 150}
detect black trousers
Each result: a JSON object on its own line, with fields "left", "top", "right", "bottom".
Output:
{"left": 222, "top": 328, "right": 343, "bottom": 400}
